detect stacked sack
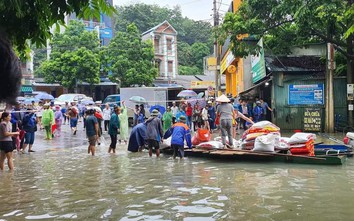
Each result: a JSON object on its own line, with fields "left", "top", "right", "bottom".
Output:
{"left": 288, "top": 133, "right": 316, "bottom": 156}
{"left": 191, "top": 128, "right": 211, "bottom": 146}
{"left": 241, "top": 121, "right": 280, "bottom": 150}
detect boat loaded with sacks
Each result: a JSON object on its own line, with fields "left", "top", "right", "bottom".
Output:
{"left": 161, "top": 121, "right": 349, "bottom": 165}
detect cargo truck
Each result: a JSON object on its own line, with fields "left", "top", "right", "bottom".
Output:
{"left": 120, "top": 87, "right": 169, "bottom": 126}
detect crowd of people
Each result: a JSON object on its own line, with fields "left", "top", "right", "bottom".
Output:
{"left": 0, "top": 93, "right": 273, "bottom": 170}
{"left": 127, "top": 94, "right": 272, "bottom": 158}
{"left": 0, "top": 99, "right": 132, "bottom": 169}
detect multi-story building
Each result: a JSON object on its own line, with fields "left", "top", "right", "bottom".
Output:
{"left": 142, "top": 21, "right": 178, "bottom": 80}
{"left": 67, "top": 0, "right": 113, "bottom": 46}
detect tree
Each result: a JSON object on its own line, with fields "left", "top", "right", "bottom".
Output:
{"left": 113, "top": 3, "right": 213, "bottom": 67}
{"left": 0, "top": 0, "right": 115, "bottom": 53}
{"left": 190, "top": 42, "right": 210, "bottom": 69}
{"left": 32, "top": 46, "right": 47, "bottom": 77}
{"left": 179, "top": 66, "right": 201, "bottom": 75}
{"left": 107, "top": 23, "right": 158, "bottom": 87}
{"left": 177, "top": 42, "right": 209, "bottom": 75}
{"left": 218, "top": 0, "right": 353, "bottom": 79}
{"left": 114, "top": 3, "right": 213, "bottom": 45}
{"left": 36, "top": 20, "right": 100, "bottom": 91}
{"left": 218, "top": 0, "right": 354, "bottom": 127}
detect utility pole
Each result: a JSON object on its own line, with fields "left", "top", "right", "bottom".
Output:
{"left": 325, "top": 43, "right": 335, "bottom": 133}
{"left": 213, "top": 0, "right": 220, "bottom": 96}
{"left": 348, "top": 0, "right": 354, "bottom": 127}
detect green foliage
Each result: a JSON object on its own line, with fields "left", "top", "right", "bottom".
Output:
{"left": 32, "top": 46, "right": 47, "bottom": 76}
{"left": 0, "top": 0, "right": 115, "bottom": 55}
{"left": 114, "top": 3, "right": 212, "bottom": 45}
{"left": 36, "top": 20, "right": 100, "bottom": 91}
{"left": 107, "top": 23, "right": 158, "bottom": 87}
{"left": 190, "top": 42, "right": 210, "bottom": 69}
{"left": 218, "top": 0, "right": 352, "bottom": 58}
{"left": 113, "top": 3, "right": 213, "bottom": 68}
{"left": 179, "top": 66, "right": 202, "bottom": 75}
{"left": 177, "top": 41, "right": 209, "bottom": 73}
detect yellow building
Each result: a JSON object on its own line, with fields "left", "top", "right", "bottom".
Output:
{"left": 220, "top": 0, "right": 243, "bottom": 97}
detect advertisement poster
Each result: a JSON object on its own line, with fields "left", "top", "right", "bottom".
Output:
{"left": 251, "top": 38, "right": 266, "bottom": 83}
{"left": 288, "top": 84, "right": 324, "bottom": 105}
{"left": 303, "top": 108, "right": 322, "bottom": 132}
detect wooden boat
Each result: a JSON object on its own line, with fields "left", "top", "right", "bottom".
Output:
{"left": 314, "top": 144, "right": 353, "bottom": 157}
{"left": 161, "top": 147, "right": 346, "bottom": 165}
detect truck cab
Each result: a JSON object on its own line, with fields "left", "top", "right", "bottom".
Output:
{"left": 101, "top": 94, "right": 120, "bottom": 109}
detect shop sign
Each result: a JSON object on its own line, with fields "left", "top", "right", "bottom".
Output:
{"left": 251, "top": 38, "right": 266, "bottom": 83}
{"left": 220, "top": 50, "right": 235, "bottom": 74}
{"left": 288, "top": 84, "right": 324, "bottom": 105}
{"left": 303, "top": 108, "right": 321, "bottom": 132}
{"left": 191, "top": 81, "right": 215, "bottom": 89}
{"left": 347, "top": 84, "right": 354, "bottom": 100}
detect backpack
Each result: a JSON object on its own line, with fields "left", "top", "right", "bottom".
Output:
{"left": 94, "top": 111, "right": 103, "bottom": 120}
{"left": 23, "top": 114, "right": 37, "bottom": 132}
{"left": 138, "top": 113, "right": 145, "bottom": 123}
{"left": 254, "top": 106, "right": 264, "bottom": 117}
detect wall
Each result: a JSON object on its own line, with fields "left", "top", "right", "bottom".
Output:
{"left": 272, "top": 72, "right": 347, "bottom": 131}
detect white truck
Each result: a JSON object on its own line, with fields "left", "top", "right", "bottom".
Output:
{"left": 120, "top": 87, "right": 169, "bottom": 126}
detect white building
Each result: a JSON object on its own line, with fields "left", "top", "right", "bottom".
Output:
{"left": 142, "top": 21, "right": 178, "bottom": 80}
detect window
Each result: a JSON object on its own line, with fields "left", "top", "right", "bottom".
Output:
{"left": 154, "top": 38, "right": 160, "bottom": 53}
{"left": 168, "top": 61, "right": 173, "bottom": 73}
{"left": 167, "top": 38, "right": 172, "bottom": 51}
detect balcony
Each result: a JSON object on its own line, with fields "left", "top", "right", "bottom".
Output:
{"left": 83, "top": 20, "right": 105, "bottom": 29}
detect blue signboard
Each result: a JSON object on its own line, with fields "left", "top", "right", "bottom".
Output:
{"left": 288, "top": 84, "right": 324, "bottom": 105}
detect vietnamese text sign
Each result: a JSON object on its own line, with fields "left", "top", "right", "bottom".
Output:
{"left": 288, "top": 84, "right": 324, "bottom": 105}
{"left": 191, "top": 81, "right": 215, "bottom": 89}
{"left": 303, "top": 108, "right": 321, "bottom": 132}
{"left": 347, "top": 84, "right": 354, "bottom": 100}
{"left": 251, "top": 38, "right": 266, "bottom": 83}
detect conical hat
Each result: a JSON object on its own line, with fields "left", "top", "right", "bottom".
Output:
{"left": 216, "top": 94, "right": 230, "bottom": 103}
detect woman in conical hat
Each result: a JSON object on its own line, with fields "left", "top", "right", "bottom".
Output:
{"left": 216, "top": 94, "right": 233, "bottom": 148}
{"left": 216, "top": 94, "right": 254, "bottom": 148}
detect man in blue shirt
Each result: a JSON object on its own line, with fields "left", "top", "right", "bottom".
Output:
{"left": 260, "top": 98, "right": 272, "bottom": 121}
{"left": 164, "top": 116, "right": 192, "bottom": 159}
{"left": 84, "top": 109, "right": 99, "bottom": 156}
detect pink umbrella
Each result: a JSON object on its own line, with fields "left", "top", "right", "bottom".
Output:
{"left": 177, "top": 90, "right": 197, "bottom": 98}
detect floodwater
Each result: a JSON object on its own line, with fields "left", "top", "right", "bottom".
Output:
{"left": 1, "top": 133, "right": 354, "bottom": 220}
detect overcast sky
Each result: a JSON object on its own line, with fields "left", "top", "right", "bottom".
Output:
{"left": 113, "top": 0, "right": 230, "bottom": 22}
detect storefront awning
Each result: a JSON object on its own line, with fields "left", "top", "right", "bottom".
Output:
{"left": 239, "top": 79, "right": 270, "bottom": 96}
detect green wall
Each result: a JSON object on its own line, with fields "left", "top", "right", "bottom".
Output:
{"left": 272, "top": 72, "right": 347, "bottom": 132}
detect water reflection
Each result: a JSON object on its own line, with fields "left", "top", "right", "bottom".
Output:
{"left": 0, "top": 147, "right": 354, "bottom": 220}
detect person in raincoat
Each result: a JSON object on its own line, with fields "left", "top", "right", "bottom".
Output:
{"left": 54, "top": 106, "right": 63, "bottom": 137}
{"left": 145, "top": 110, "right": 163, "bottom": 157}
{"left": 162, "top": 106, "right": 173, "bottom": 133}
{"left": 108, "top": 106, "right": 120, "bottom": 154}
{"left": 41, "top": 103, "right": 54, "bottom": 140}
{"left": 127, "top": 123, "right": 147, "bottom": 152}
{"left": 118, "top": 101, "right": 129, "bottom": 144}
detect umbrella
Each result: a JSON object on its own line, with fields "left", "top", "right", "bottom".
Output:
{"left": 35, "top": 93, "right": 54, "bottom": 100}
{"left": 23, "top": 97, "right": 40, "bottom": 104}
{"left": 129, "top": 96, "right": 146, "bottom": 104}
{"left": 187, "top": 98, "right": 206, "bottom": 108}
{"left": 81, "top": 99, "right": 95, "bottom": 105}
{"left": 16, "top": 96, "right": 25, "bottom": 102}
{"left": 177, "top": 90, "right": 197, "bottom": 98}
{"left": 149, "top": 105, "right": 166, "bottom": 115}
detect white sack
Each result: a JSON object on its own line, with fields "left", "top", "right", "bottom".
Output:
{"left": 288, "top": 133, "right": 316, "bottom": 144}
{"left": 253, "top": 134, "right": 277, "bottom": 152}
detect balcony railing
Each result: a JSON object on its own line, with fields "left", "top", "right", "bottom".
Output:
{"left": 83, "top": 20, "right": 105, "bottom": 29}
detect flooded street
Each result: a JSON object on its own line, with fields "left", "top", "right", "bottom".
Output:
{"left": 1, "top": 128, "right": 354, "bottom": 220}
